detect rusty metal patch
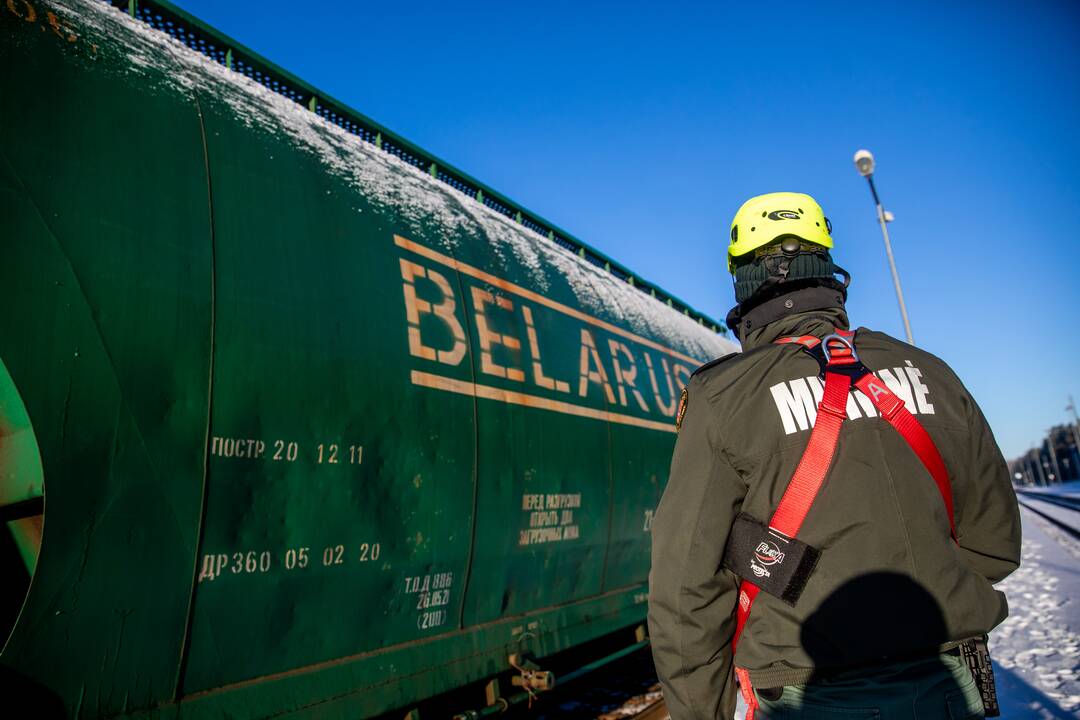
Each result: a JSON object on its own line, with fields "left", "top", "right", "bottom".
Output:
{"left": 675, "top": 387, "right": 688, "bottom": 431}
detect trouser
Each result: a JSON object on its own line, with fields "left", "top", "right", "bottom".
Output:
{"left": 754, "top": 651, "right": 985, "bottom": 719}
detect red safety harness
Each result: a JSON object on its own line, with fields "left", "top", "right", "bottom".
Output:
{"left": 733, "top": 330, "right": 957, "bottom": 719}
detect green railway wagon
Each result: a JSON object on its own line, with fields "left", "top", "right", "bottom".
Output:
{"left": 0, "top": 1, "right": 737, "bottom": 717}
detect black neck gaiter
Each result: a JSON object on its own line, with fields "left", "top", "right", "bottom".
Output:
{"left": 733, "top": 250, "right": 843, "bottom": 304}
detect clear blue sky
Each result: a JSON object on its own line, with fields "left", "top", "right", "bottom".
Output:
{"left": 173, "top": 0, "right": 1079, "bottom": 459}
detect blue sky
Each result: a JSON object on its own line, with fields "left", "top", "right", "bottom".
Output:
{"left": 173, "top": 0, "right": 1079, "bottom": 459}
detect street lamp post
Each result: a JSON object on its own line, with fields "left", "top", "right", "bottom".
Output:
{"left": 853, "top": 149, "right": 915, "bottom": 345}
{"left": 1067, "top": 395, "right": 1080, "bottom": 447}
{"left": 1045, "top": 432, "right": 1062, "bottom": 485}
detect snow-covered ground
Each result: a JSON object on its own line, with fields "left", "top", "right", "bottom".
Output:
{"left": 991, "top": 499, "right": 1080, "bottom": 718}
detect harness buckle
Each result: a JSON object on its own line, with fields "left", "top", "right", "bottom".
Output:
{"left": 821, "top": 333, "right": 858, "bottom": 366}
{"left": 816, "top": 400, "right": 849, "bottom": 420}
{"left": 803, "top": 337, "right": 869, "bottom": 381}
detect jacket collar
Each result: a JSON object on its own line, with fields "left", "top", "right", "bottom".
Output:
{"left": 741, "top": 306, "right": 850, "bottom": 351}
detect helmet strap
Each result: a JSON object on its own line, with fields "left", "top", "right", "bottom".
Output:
{"left": 833, "top": 264, "right": 851, "bottom": 289}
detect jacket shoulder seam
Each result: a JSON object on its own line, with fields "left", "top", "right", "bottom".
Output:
{"left": 691, "top": 344, "right": 779, "bottom": 381}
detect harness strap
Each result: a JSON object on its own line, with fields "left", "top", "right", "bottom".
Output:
{"left": 735, "top": 666, "right": 757, "bottom": 716}
{"left": 774, "top": 334, "right": 822, "bottom": 349}
{"left": 732, "top": 330, "right": 956, "bottom": 719}
{"left": 771, "top": 368, "right": 852, "bottom": 537}
{"left": 852, "top": 372, "right": 957, "bottom": 539}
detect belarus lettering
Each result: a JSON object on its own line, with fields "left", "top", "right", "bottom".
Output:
{"left": 397, "top": 238, "right": 697, "bottom": 425}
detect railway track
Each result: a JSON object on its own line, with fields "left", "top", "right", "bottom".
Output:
{"left": 1016, "top": 489, "right": 1080, "bottom": 511}
{"left": 1016, "top": 489, "right": 1080, "bottom": 541}
{"left": 632, "top": 698, "right": 669, "bottom": 720}
{"left": 465, "top": 642, "right": 668, "bottom": 720}
{"left": 596, "top": 686, "right": 667, "bottom": 720}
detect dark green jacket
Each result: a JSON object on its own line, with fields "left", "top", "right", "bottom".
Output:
{"left": 647, "top": 307, "right": 1021, "bottom": 720}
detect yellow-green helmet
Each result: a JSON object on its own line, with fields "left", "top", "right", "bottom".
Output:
{"left": 728, "top": 192, "right": 833, "bottom": 273}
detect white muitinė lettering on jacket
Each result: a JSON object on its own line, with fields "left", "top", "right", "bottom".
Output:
{"left": 769, "top": 360, "right": 934, "bottom": 435}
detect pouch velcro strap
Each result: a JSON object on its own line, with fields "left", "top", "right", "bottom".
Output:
{"left": 722, "top": 513, "right": 821, "bottom": 606}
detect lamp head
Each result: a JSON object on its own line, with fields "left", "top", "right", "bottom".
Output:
{"left": 854, "top": 149, "right": 875, "bottom": 177}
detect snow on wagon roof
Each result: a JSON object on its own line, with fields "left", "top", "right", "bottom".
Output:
{"left": 75, "top": 0, "right": 738, "bottom": 363}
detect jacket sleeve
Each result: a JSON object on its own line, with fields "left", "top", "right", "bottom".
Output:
{"left": 648, "top": 376, "right": 746, "bottom": 720}
{"left": 953, "top": 388, "right": 1021, "bottom": 584}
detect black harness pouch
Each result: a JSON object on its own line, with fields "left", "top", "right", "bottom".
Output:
{"left": 722, "top": 513, "right": 821, "bottom": 606}
{"left": 960, "top": 635, "right": 1000, "bottom": 716}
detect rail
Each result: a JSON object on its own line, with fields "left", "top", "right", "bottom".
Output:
{"left": 104, "top": 0, "right": 728, "bottom": 336}
{"left": 1016, "top": 490, "right": 1080, "bottom": 541}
